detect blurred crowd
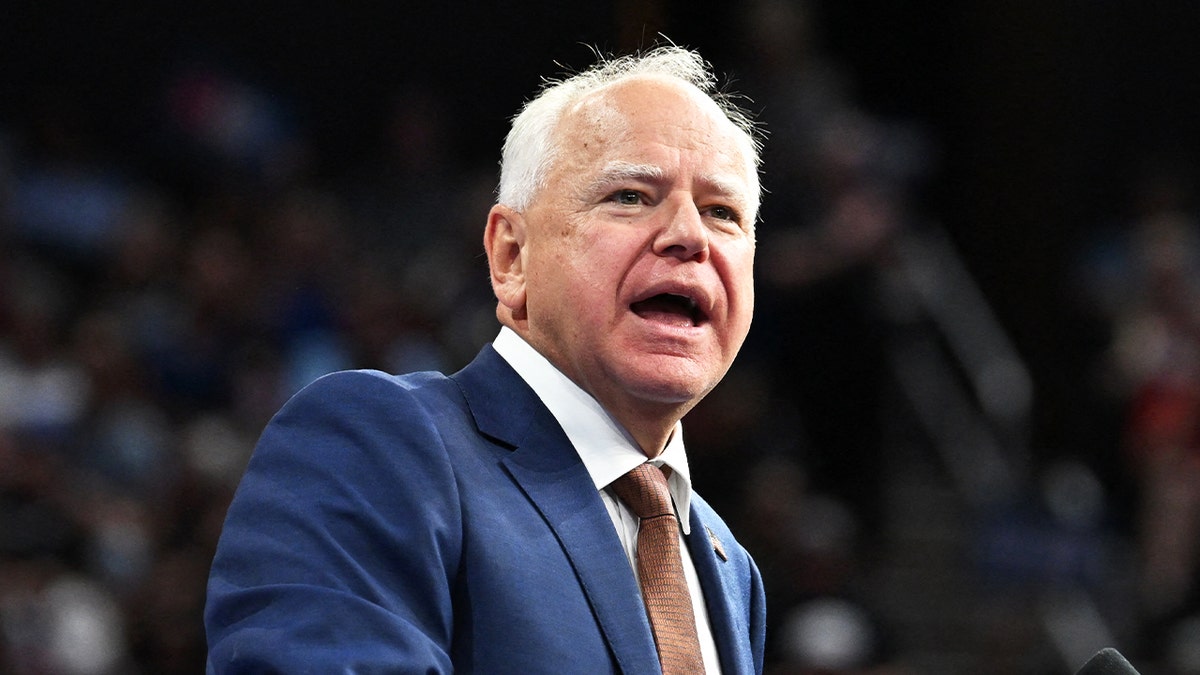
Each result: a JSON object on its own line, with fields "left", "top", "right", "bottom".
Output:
{"left": 0, "top": 46, "right": 505, "bottom": 673}
{"left": 3, "top": 1, "right": 1200, "bottom": 673}
{"left": 1070, "top": 160, "right": 1200, "bottom": 673}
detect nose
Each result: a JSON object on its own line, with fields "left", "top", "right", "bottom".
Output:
{"left": 653, "top": 198, "right": 709, "bottom": 262}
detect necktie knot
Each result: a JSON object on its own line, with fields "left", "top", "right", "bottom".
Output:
{"left": 611, "top": 463, "right": 674, "bottom": 520}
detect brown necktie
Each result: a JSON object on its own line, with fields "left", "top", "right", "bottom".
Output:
{"left": 611, "top": 463, "right": 705, "bottom": 674}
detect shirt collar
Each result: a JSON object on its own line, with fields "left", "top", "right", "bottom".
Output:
{"left": 492, "top": 327, "right": 694, "bottom": 531}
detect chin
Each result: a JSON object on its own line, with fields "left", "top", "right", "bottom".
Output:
{"left": 617, "top": 367, "right": 719, "bottom": 407}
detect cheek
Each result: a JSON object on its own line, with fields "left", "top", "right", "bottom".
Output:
{"left": 730, "top": 289, "right": 754, "bottom": 338}
{"left": 721, "top": 254, "right": 756, "bottom": 340}
{"left": 721, "top": 245, "right": 756, "bottom": 301}
{"left": 573, "top": 240, "right": 631, "bottom": 297}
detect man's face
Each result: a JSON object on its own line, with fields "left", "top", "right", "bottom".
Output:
{"left": 514, "top": 75, "right": 757, "bottom": 424}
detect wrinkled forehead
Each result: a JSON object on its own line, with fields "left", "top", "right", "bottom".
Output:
{"left": 558, "top": 75, "right": 760, "bottom": 202}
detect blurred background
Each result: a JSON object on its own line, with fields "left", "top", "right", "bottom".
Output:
{"left": 3, "top": 1, "right": 1200, "bottom": 672}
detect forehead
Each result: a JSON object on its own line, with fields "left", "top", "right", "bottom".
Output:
{"left": 555, "top": 76, "right": 756, "bottom": 191}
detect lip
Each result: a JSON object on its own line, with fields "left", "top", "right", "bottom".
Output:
{"left": 628, "top": 279, "right": 716, "bottom": 327}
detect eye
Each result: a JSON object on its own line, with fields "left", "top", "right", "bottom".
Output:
{"left": 610, "top": 189, "right": 643, "bottom": 206}
{"left": 706, "top": 204, "right": 740, "bottom": 223}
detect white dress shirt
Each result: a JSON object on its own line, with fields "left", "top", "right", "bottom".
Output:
{"left": 492, "top": 327, "right": 722, "bottom": 674}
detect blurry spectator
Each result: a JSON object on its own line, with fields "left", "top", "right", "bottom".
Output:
{"left": 0, "top": 256, "right": 89, "bottom": 449}
{"left": 9, "top": 160, "right": 132, "bottom": 263}
{"left": 164, "top": 66, "right": 309, "bottom": 189}
{"left": 1068, "top": 160, "right": 1200, "bottom": 671}
{"left": 776, "top": 597, "right": 880, "bottom": 674}
{"left": 0, "top": 566, "right": 131, "bottom": 675}
{"left": 1080, "top": 166, "right": 1200, "bottom": 620}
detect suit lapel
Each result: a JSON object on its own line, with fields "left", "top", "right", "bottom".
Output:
{"left": 686, "top": 507, "right": 751, "bottom": 675}
{"left": 452, "top": 347, "right": 660, "bottom": 674}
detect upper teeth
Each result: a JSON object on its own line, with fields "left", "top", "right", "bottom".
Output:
{"left": 668, "top": 293, "right": 696, "bottom": 309}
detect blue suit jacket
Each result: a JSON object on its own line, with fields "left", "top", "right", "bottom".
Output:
{"left": 205, "top": 345, "right": 766, "bottom": 673}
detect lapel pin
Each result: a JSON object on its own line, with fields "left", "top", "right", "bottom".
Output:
{"left": 706, "top": 526, "right": 728, "bottom": 562}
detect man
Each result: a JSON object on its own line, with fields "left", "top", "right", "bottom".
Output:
{"left": 205, "top": 45, "right": 766, "bottom": 673}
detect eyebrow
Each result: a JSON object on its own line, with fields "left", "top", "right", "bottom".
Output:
{"left": 587, "top": 161, "right": 666, "bottom": 194}
{"left": 702, "top": 174, "right": 750, "bottom": 203}
{"left": 589, "top": 161, "right": 748, "bottom": 202}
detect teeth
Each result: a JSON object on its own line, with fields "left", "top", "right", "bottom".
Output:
{"left": 665, "top": 293, "right": 701, "bottom": 324}
{"left": 667, "top": 293, "right": 697, "bottom": 310}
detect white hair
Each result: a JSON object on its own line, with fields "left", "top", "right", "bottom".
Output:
{"left": 497, "top": 45, "right": 763, "bottom": 222}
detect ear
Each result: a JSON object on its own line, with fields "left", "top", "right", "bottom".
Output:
{"left": 484, "top": 204, "right": 528, "bottom": 314}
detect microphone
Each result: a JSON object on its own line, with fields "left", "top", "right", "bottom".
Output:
{"left": 1075, "top": 648, "right": 1140, "bottom": 675}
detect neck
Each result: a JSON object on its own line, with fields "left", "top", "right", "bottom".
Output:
{"left": 500, "top": 320, "right": 693, "bottom": 458}
{"left": 605, "top": 398, "right": 691, "bottom": 459}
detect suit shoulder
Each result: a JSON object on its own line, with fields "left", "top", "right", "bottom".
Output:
{"left": 284, "top": 368, "right": 462, "bottom": 418}
{"left": 300, "top": 367, "right": 455, "bottom": 398}
{"left": 256, "top": 367, "right": 473, "bottom": 472}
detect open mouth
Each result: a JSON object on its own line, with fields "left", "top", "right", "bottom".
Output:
{"left": 630, "top": 293, "right": 707, "bottom": 327}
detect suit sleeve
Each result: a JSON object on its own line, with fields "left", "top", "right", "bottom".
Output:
{"left": 205, "top": 370, "right": 462, "bottom": 674}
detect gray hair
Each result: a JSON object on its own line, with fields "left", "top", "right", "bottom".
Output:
{"left": 497, "top": 45, "right": 763, "bottom": 222}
